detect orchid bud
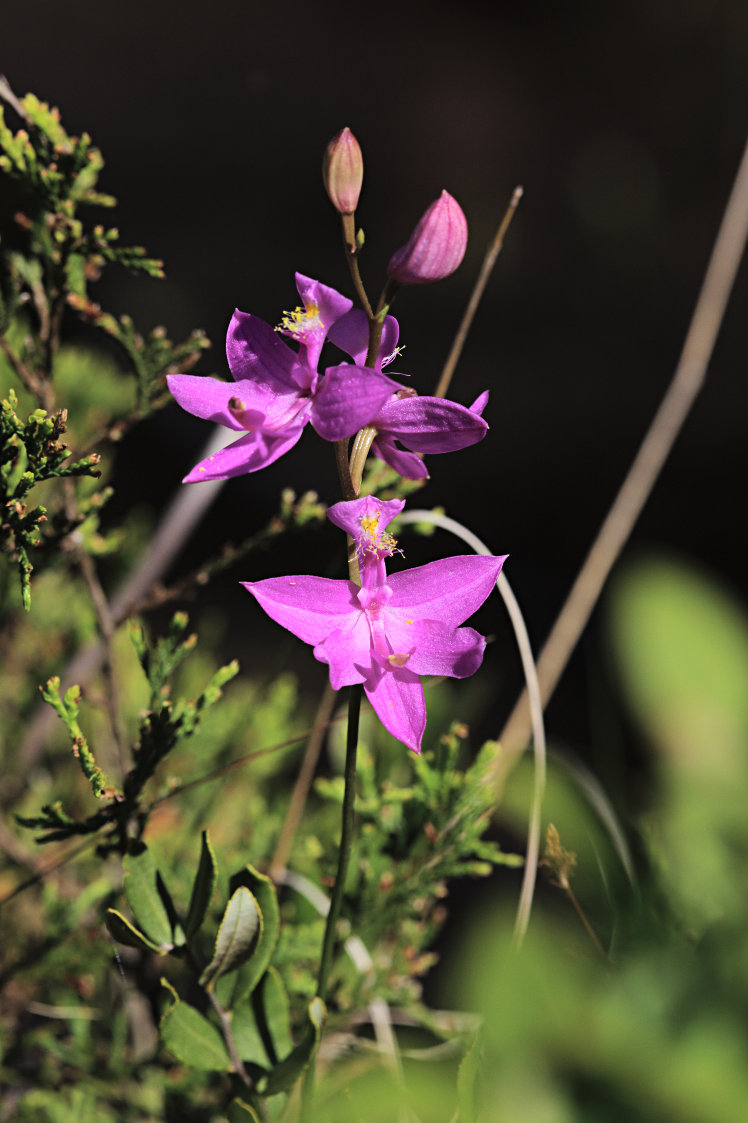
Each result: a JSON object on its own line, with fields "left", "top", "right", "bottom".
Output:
{"left": 387, "top": 190, "right": 467, "bottom": 285}
{"left": 323, "top": 127, "right": 364, "bottom": 215}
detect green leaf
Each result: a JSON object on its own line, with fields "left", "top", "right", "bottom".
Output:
{"left": 258, "top": 997, "right": 326, "bottom": 1096}
{"left": 256, "top": 967, "right": 293, "bottom": 1063}
{"left": 105, "top": 908, "right": 164, "bottom": 954}
{"left": 123, "top": 845, "right": 173, "bottom": 952}
{"left": 609, "top": 557, "right": 748, "bottom": 764}
{"left": 230, "top": 1001, "right": 271, "bottom": 1069}
{"left": 229, "top": 967, "right": 293, "bottom": 1071}
{"left": 185, "top": 830, "right": 217, "bottom": 939}
{"left": 609, "top": 556, "right": 748, "bottom": 921}
{"left": 159, "top": 979, "right": 231, "bottom": 1072}
{"left": 214, "top": 865, "right": 280, "bottom": 1007}
{"left": 200, "top": 887, "right": 260, "bottom": 988}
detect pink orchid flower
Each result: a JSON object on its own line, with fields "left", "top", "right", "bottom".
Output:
{"left": 167, "top": 275, "right": 400, "bottom": 482}
{"left": 243, "top": 497, "right": 506, "bottom": 753}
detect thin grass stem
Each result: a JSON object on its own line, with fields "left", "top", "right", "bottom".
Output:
{"left": 396, "top": 508, "right": 545, "bottom": 943}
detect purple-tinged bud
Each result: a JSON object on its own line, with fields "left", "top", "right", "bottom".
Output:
{"left": 387, "top": 190, "right": 468, "bottom": 285}
{"left": 323, "top": 127, "right": 364, "bottom": 215}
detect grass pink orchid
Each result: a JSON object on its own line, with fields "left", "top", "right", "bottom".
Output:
{"left": 167, "top": 274, "right": 401, "bottom": 482}
{"left": 243, "top": 497, "right": 506, "bottom": 753}
{"left": 328, "top": 308, "right": 489, "bottom": 478}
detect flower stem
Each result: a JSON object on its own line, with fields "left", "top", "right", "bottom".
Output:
{"left": 341, "top": 214, "right": 373, "bottom": 318}
{"left": 301, "top": 683, "right": 361, "bottom": 1120}
{"left": 316, "top": 683, "right": 361, "bottom": 1000}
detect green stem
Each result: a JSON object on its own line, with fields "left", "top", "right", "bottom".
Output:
{"left": 341, "top": 213, "right": 373, "bottom": 318}
{"left": 301, "top": 684, "right": 361, "bottom": 1120}
{"left": 316, "top": 683, "right": 361, "bottom": 998}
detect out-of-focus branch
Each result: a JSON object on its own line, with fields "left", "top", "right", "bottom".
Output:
{"left": 496, "top": 136, "right": 748, "bottom": 777}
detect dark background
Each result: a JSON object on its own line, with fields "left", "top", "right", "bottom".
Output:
{"left": 3, "top": 0, "right": 746, "bottom": 780}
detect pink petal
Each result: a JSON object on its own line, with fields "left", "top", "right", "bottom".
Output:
{"left": 242, "top": 575, "right": 360, "bottom": 646}
{"left": 374, "top": 396, "right": 488, "bottom": 453}
{"left": 293, "top": 274, "right": 353, "bottom": 369}
{"left": 183, "top": 426, "right": 303, "bottom": 482}
{"left": 326, "top": 495, "right": 405, "bottom": 540}
{"left": 387, "top": 555, "right": 506, "bottom": 629}
{"left": 327, "top": 308, "right": 400, "bottom": 370}
{"left": 313, "top": 621, "right": 372, "bottom": 689}
{"left": 167, "top": 374, "right": 248, "bottom": 431}
{"left": 372, "top": 435, "right": 429, "bottom": 480}
{"left": 311, "top": 365, "right": 399, "bottom": 441}
{"left": 385, "top": 617, "right": 486, "bottom": 678}
{"left": 364, "top": 662, "right": 426, "bottom": 754}
{"left": 168, "top": 372, "right": 305, "bottom": 434}
{"left": 227, "top": 311, "right": 312, "bottom": 392}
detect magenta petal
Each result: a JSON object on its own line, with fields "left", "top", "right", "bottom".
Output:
{"left": 313, "top": 623, "right": 372, "bottom": 689}
{"left": 167, "top": 374, "right": 249, "bottom": 431}
{"left": 182, "top": 426, "right": 304, "bottom": 482}
{"left": 294, "top": 274, "right": 353, "bottom": 369}
{"left": 387, "top": 555, "right": 506, "bottom": 629}
{"left": 372, "top": 435, "right": 429, "bottom": 480}
{"left": 327, "top": 308, "right": 400, "bottom": 370}
{"left": 374, "top": 396, "right": 488, "bottom": 453}
{"left": 243, "top": 575, "right": 360, "bottom": 646}
{"left": 364, "top": 663, "right": 426, "bottom": 754}
{"left": 387, "top": 618, "right": 486, "bottom": 678}
{"left": 470, "top": 390, "right": 489, "bottom": 415}
{"left": 311, "top": 365, "right": 399, "bottom": 441}
{"left": 326, "top": 495, "right": 405, "bottom": 540}
{"left": 227, "top": 310, "right": 311, "bottom": 392}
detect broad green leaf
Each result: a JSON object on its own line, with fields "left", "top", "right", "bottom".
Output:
{"left": 609, "top": 557, "right": 748, "bottom": 922}
{"left": 159, "top": 979, "right": 231, "bottom": 1072}
{"left": 258, "top": 997, "right": 326, "bottom": 1096}
{"left": 105, "top": 908, "right": 164, "bottom": 954}
{"left": 123, "top": 845, "right": 173, "bottom": 951}
{"left": 609, "top": 557, "right": 748, "bottom": 767}
{"left": 214, "top": 866, "right": 279, "bottom": 1007}
{"left": 230, "top": 1001, "right": 272, "bottom": 1069}
{"left": 200, "top": 887, "right": 260, "bottom": 988}
{"left": 185, "top": 830, "right": 217, "bottom": 939}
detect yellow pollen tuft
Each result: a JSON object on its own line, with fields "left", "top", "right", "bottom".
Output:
{"left": 276, "top": 301, "right": 323, "bottom": 339}
{"left": 387, "top": 653, "right": 410, "bottom": 667}
{"left": 359, "top": 513, "right": 397, "bottom": 555}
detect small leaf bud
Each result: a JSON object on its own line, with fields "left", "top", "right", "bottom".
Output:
{"left": 387, "top": 190, "right": 468, "bottom": 285}
{"left": 323, "top": 127, "right": 364, "bottom": 215}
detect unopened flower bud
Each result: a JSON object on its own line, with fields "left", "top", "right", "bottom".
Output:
{"left": 387, "top": 190, "right": 467, "bottom": 285}
{"left": 323, "top": 127, "right": 364, "bottom": 215}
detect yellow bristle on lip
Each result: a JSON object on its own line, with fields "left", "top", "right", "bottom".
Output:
{"left": 276, "top": 301, "right": 323, "bottom": 339}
